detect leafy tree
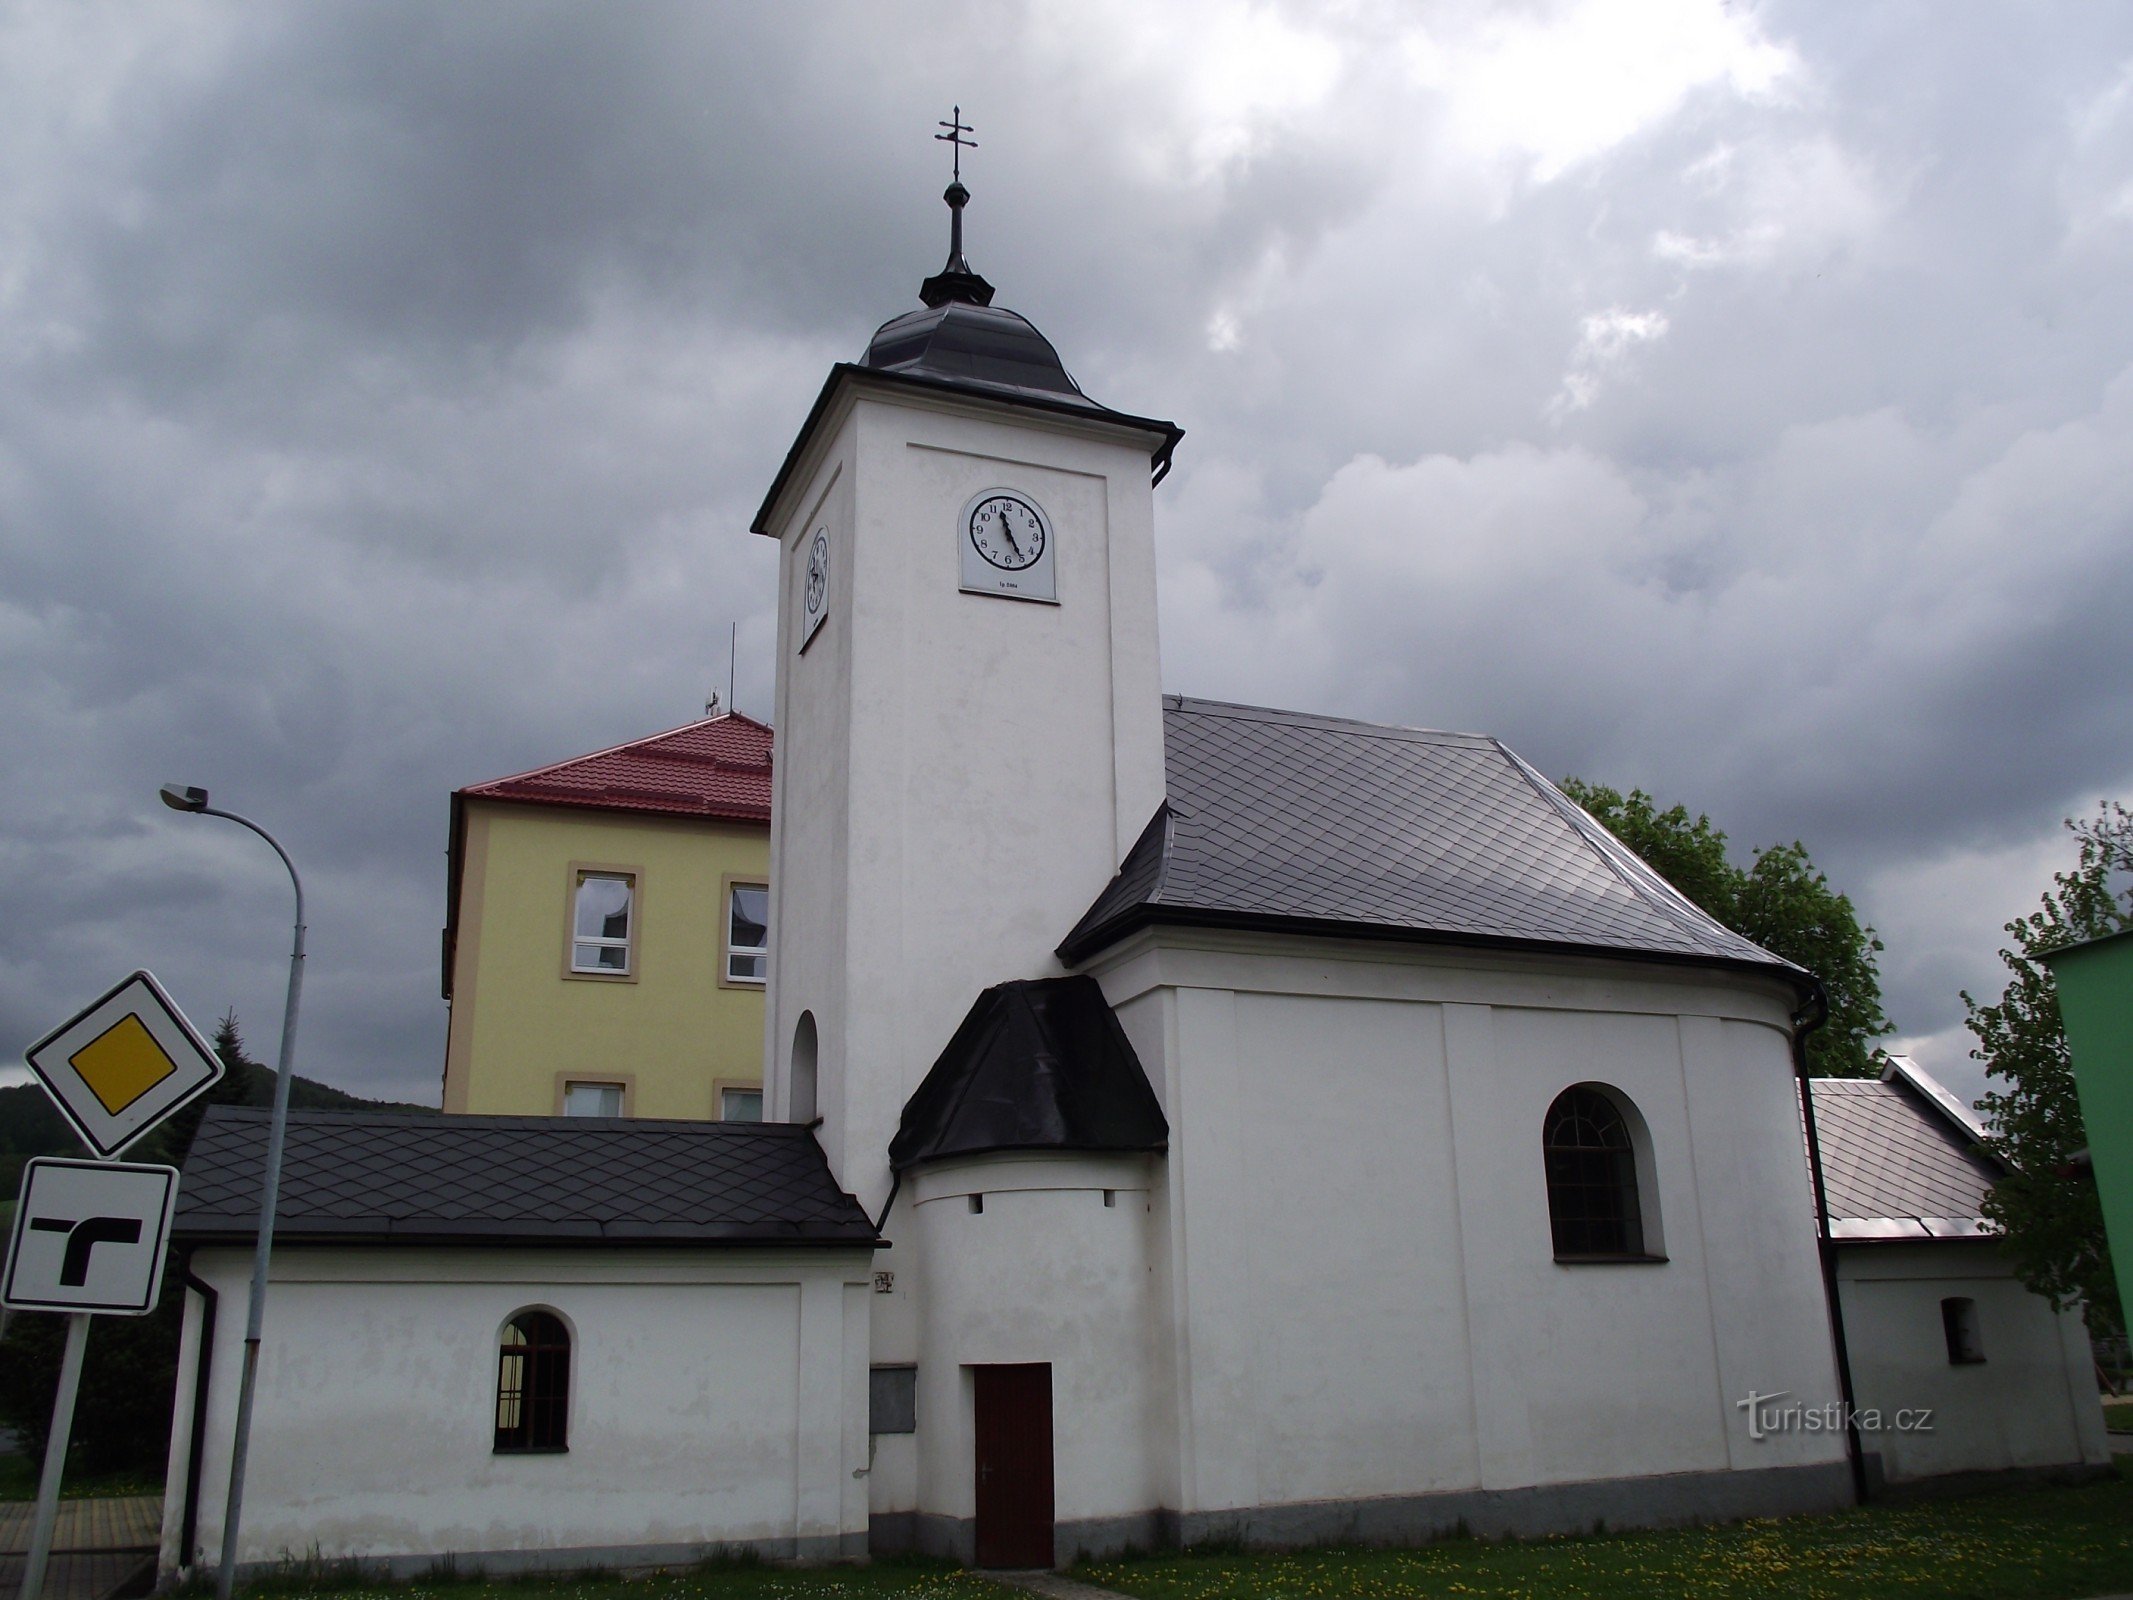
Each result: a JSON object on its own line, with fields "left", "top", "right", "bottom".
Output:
{"left": 1559, "top": 779, "right": 1892, "bottom": 1077}
{"left": 0, "top": 1015, "right": 267, "bottom": 1475}
{"left": 2, "top": 1012, "right": 437, "bottom": 1473}
{"left": 1972, "top": 801, "right": 2133, "bottom": 1339}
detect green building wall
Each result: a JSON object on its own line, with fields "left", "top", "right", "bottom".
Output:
{"left": 2044, "top": 926, "right": 2133, "bottom": 1323}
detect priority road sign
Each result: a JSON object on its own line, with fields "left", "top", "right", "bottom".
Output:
{"left": 24, "top": 969, "right": 224, "bottom": 1158}
{"left": 3, "top": 1157, "right": 181, "bottom": 1315}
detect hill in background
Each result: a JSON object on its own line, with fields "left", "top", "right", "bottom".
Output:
{"left": 2, "top": 1011, "right": 432, "bottom": 1201}
{"left": 1, "top": 1014, "right": 435, "bottom": 1474}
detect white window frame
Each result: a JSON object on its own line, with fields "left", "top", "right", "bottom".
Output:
{"left": 721, "top": 876, "right": 769, "bottom": 987}
{"left": 716, "top": 1082, "right": 764, "bottom": 1122}
{"left": 557, "top": 1075, "right": 632, "bottom": 1117}
{"left": 565, "top": 865, "right": 639, "bottom": 980}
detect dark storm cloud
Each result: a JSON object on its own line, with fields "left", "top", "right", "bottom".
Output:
{"left": 2, "top": 1, "right": 2129, "bottom": 1110}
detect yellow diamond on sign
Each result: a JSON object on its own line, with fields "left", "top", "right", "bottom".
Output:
{"left": 69, "top": 1012, "right": 179, "bottom": 1116}
{"left": 26, "top": 971, "right": 223, "bottom": 1159}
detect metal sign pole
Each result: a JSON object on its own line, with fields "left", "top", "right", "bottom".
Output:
{"left": 17, "top": 1312, "right": 90, "bottom": 1600}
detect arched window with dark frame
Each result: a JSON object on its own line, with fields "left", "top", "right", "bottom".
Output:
{"left": 495, "top": 1310, "right": 570, "bottom": 1452}
{"left": 1543, "top": 1085, "right": 1647, "bottom": 1259}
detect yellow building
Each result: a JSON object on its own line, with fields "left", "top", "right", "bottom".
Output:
{"left": 440, "top": 713, "right": 772, "bottom": 1120}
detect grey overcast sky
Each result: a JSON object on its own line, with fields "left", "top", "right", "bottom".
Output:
{"left": 3, "top": 1, "right": 2129, "bottom": 1110}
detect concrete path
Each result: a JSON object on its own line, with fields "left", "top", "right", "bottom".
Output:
{"left": 0, "top": 1495, "right": 160, "bottom": 1600}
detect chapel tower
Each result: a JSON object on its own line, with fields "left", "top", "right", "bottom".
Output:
{"left": 750, "top": 163, "right": 1182, "bottom": 1212}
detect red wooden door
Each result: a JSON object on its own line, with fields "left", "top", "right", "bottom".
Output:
{"left": 973, "top": 1363, "right": 1054, "bottom": 1568}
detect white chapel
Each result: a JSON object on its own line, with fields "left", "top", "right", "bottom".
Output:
{"left": 747, "top": 172, "right": 1849, "bottom": 1564}
{"left": 157, "top": 170, "right": 2100, "bottom": 1582}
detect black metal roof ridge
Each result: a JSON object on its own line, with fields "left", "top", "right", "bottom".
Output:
{"left": 751, "top": 363, "right": 1183, "bottom": 536}
{"left": 1161, "top": 694, "right": 1497, "bottom": 746}
{"left": 1058, "top": 899, "right": 1813, "bottom": 986}
{"left": 1495, "top": 742, "right": 1782, "bottom": 960}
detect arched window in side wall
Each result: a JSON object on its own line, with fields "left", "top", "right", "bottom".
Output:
{"left": 1543, "top": 1085, "right": 1647, "bottom": 1259}
{"left": 495, "top": 1310, "right": 570, "bottom": 1452}
{"left": 790, "top": 1010, "right": 819, "bottom": 1124}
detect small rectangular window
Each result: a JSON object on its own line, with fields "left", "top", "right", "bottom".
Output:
{"left": 720, "top": 1086, "right": 763, "bottom": 1122}
{"left": 571, "top": 872, "right": 634, "bottom": 975}
{"left": 1942, "top": 1297, "right": 1985, "bottom": 1364}
{"left": 563, "top": 1081, "right": 625, "bottom": 1118}
{"left": 726, "top": 882, "right": 768, "bottom": 984}
{"left": 870, "top": 1365, "right": 916, "bottom": 1435}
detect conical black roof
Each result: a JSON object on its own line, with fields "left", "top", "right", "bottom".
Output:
{"left": 888, "top": 975, "right": 1169, "bottom": 1172}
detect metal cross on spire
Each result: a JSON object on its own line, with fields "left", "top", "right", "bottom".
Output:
{"left": 919, "top": 105, "right": 994, "bottom": 309}
{"left": 936, "top": 106, "right": 976, "bottom": 183}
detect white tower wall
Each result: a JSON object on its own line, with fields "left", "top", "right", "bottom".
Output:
{"left": 763, "top": 382, "right": 1168, "bottom": 1214}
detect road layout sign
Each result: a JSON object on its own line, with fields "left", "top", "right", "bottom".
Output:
{"left": 24, "top": 969, "right": 224, "bottom": 1159}
{"left": 3, "top": 1157, "right": 181, "bottom": 1314}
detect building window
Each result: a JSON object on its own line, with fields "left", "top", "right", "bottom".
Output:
{"left": 1543, "top": 1084, "right": 1648, "bottom": 1259}
{"left": 724, "top": 880, "right": 768, "bottom": 984}
{"left": 570, "top": 872, "right": 634, "bottom": 975}
{"left": 870, "top": 1365, "right": 917, "bottom": 1435}
{"left": 495, "top": 1310, "right": 570, "bottom": 1452}
{"left": 1942, "top": 1297, "right": 1985, "bottom": 1364}
{"left": 562, "top": 1080, "right": 625, "bottom": 1117}
{"left": 719, "top": 1085, "right": 763, "bottom": 1121}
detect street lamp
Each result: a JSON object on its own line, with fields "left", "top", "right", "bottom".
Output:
{"left": 160, "top": 783, "right": 304, "bottom": 1600}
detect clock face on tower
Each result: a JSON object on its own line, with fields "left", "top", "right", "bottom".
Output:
{"left": 958, "top": 487, "right": 1057, "bottom": 603}
{"left": 799, "top": 527, "right": 830, "bottom": 650}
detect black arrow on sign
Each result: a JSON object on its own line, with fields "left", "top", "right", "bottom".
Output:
{"left": 29, "top": 1215, "right": 145, "bottom": 1286}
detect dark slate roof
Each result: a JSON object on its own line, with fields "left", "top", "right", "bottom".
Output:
{"left": 889, "top": 976, "right": 1169, "bottom": 1173}
{"left": 174, "top": 1107, "right": 877, "bottom": 1247}
{"left": 1810, "top": 1065, "right": 2004, "bottom": 1241}
{"left": 1059, "top": 697, "right": 1803, "bottom": 982}
{"left": 864, "top": 301, "right": 1097, "bottom": 408}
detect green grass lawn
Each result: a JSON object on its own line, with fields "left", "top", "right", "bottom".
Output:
{"left": 1075, "top": 1464, "right": 2133, "bottom": 1600}
{"left": 2103, "top": 1396, "right": 2133, "bottom": 1434}
{"left": 14, "top": 1462, "right": 2130, "bottom": 1600}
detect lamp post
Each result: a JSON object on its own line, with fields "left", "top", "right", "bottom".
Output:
{"left": 159, "top": 784, "right": 304, "bottom": 1600}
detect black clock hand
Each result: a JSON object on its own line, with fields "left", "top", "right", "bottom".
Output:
{"left": 997, "top": 509, "right": 1025, "bottom": 561}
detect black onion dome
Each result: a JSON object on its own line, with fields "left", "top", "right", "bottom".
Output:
{"left": 748, "top": 183, "right": 1185, "bottom": 537}
{"left": 862, "top": 300, "right": 1100, "bottom": 409}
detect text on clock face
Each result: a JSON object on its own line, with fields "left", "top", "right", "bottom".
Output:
{"left": 969, "top": 496, "right": 1047, "bottom": 571}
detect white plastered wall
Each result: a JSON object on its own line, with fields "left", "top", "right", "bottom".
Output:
{"left": 1836, "top": 1242, "right": 2110, "bottom": 1482}
{"left": 160, "top": 1246, "right": 874, "bottom": 1578}
{"left": 759, "top": 380, "right": 1170, "bottom": 1540}
{"left": 1092, "top": 929, "right": 1851, "bottom": 1518}
{"left": 906, "top": 1153, "right": 1164, "bottom": 1533}
{"left": 761, "top": 382, "right": 1168, "bottom": 1226}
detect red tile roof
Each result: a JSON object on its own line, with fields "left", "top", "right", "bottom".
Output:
{"left": 461, "top": 713, "right": 772, "bottom": 825}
